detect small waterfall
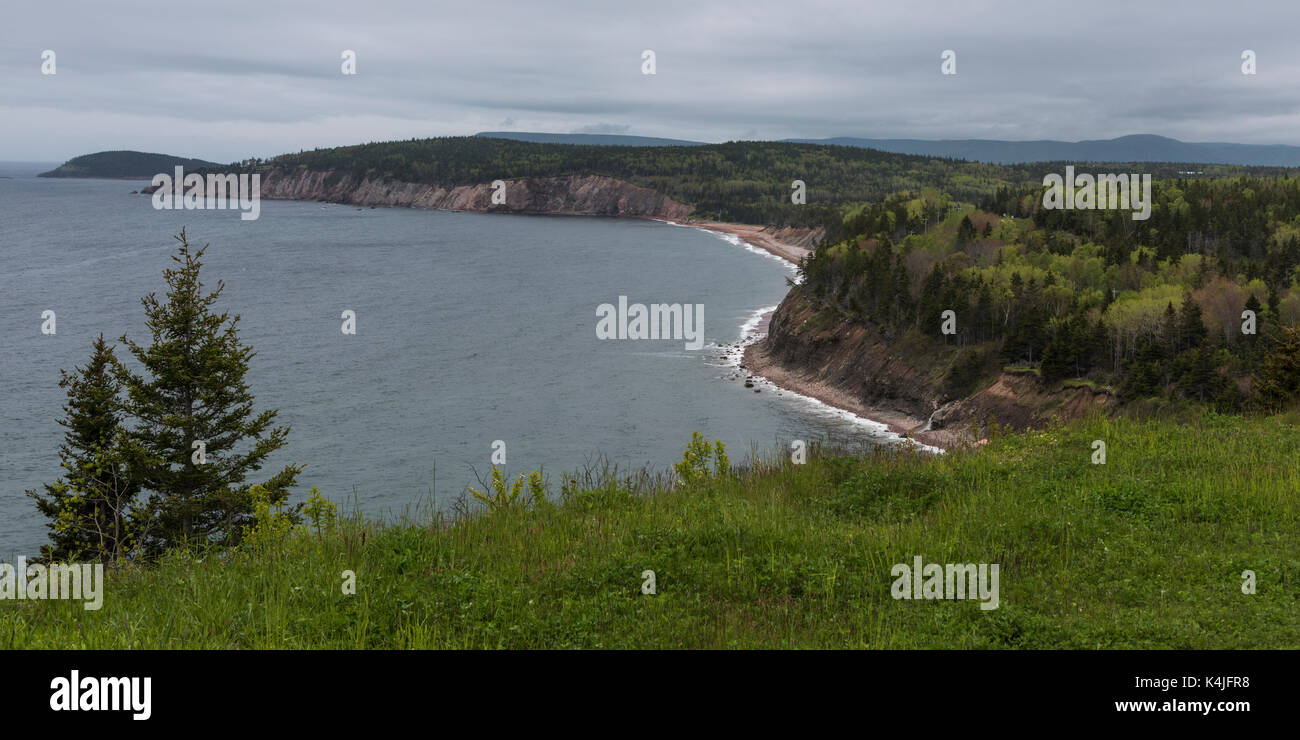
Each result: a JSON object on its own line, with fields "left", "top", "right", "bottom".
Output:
{"left": 924, "top": 404, "right": 947, "bottom": 432}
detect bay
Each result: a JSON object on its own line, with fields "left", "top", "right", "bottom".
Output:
{"left": 0, "top": 168, "right": 901, "bottom": 557}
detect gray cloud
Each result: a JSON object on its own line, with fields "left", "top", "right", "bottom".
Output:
{"left": 572, "top": 123, "right": 631, "bottom": 134}
{"left": 3, "top": 0, "right": 1299, "bottom": 161}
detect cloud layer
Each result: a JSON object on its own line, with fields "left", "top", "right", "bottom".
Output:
{"left": 4, "top": 0, "right": 1297, "bottom": 161}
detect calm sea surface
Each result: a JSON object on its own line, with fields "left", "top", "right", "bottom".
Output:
{"left": 0, "top": 164, "right": 904, "bottom": 556}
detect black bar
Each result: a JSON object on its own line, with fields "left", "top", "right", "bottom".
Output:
{"left": 2, "top": 649, "right": 1285, "bottom": 728}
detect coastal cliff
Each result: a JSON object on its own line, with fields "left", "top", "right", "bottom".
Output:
{"left": 744, "top": 290, "right": 1116, "bottom": 448}
{"left": 256, "top": 169, "right": 698, "bottom": 220}
{"left": 142, "top": 166, "right": 827, "bottom": 254}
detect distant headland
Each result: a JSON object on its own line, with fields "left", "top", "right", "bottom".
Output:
{"left": 39, "top": 150, "right": 226, "bottom": 179}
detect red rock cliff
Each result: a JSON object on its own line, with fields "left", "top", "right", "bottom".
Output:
{"left": 256, "top": 169, "right": 697, "bottom": 220}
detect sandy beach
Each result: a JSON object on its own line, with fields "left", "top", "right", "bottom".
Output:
{"left": 689, "top": 221, "right": 813, "bottom": 264}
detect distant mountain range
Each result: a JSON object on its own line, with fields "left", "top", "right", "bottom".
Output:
{"left": 475, "top": 131, "right": 707, "bottom": 147}
{"left": 477, "top": 132, "right": 1300, "bottom": 167}
{"left": 39, "top": 150, "right": 225, "bottom": 179}
{"left": 783, "top": 134, "right": 1300, "bottom": 167}
{"left": 44, "top": 132, "right": 1300, "bottom": 185}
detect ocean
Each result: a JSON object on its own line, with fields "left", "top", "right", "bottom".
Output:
{"left": 0, "top": 165, "right": 906, "bottom": 557}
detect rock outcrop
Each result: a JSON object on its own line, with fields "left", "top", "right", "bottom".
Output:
{"left": 254, "top": 169, "right": 697, "bottom": 220}
{"left": 755, "top": 290, "right": 1115, "bottom": 443}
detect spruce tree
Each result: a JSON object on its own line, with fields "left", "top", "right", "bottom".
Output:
{"left": 1178, "top": 294, "right": 1207, "bottom": 352}
{"left": 1121, "top": 336, "right": 1165, "bottom": 400}
{"left": 1177, "top": 345, "right": 1222, "bottom": 404}
{"left": 918, "top": 265, "right": 947, "bottom": 336}
{"left": 957, "top": 215, "right": 978, "bottom": 244}
{"left": 26, "top": 335, "right": 149, "bottom": 562}
{"left": 1162, "top": 301, "right": 1179, "bottom": 355}
{"left": 1256, "top": 325, "right": 1300, "bottom": 412}
{"left": 1091, "top": 318, "right": 1110, "bottom": 373}
{"left": 1244, "top": 293, "right": 1263, "bottom": 321}
{"left": 1040, "top": 330, "right": 1073, "bottom": 384}
{"left": 119, "top": 229, "right": 302, "bottom": 551}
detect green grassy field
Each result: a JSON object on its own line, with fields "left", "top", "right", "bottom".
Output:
{"left": 3, "top": 414, "right": 1297, "bottom": 649}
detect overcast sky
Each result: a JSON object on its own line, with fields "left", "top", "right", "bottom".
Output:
{"left": 4, "top": 0, "right": 1299, "bottom": 162}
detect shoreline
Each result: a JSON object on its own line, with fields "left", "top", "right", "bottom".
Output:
{"left": 688, "top": 219, "right": 955, "bottom": 452}
{"left": 135, "top": 182, "right": 951, "bottom": 449}
{"left": 740, "top": 317, "right": 957, "bottom": 452}
{"left": 685, "top": 220, "right": 812, "bottom": 264}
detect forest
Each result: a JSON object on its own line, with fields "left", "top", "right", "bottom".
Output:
{"left": 251, "top": 137, "right": 1293, "bottom": 229}
{"left": 797, "top": 177, "right": 1300, "bottom": 409}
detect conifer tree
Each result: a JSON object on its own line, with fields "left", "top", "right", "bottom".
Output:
{"left": 1244, "top": 293, "right": 1263, "bottom": 321}
{"left": 1040, "top": 328, "right": 1074, "bottom": 384}
{"left": 1256, "top": 325, "right": 1300, "bottom": 412}
{"left": 918, "top": 265, "right": 947, "bottom": 336}
{"left": 26, "top": 335, "right": 150, "bottom": 562}
{"left": 119, "top": 229, "right": 302, "bottom": 552}
{"left": 1177, "top": 345, "right": 1222, "bottom": 404}
{"left": 1162, "top": 301, "right": 1179, "bottom": 355}
{"left": 957, "top": 215, "right": 978, "bottom": 244}
{"left": 1178, "top": 293, "right": 1207, "bottom": 352}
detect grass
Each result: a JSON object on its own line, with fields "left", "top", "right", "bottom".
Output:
{"left": 1061, "top": 378, "right": 1114, "bottom": 393}
{"left": 3, "top": 414, "right": 1297, "bottom": 649}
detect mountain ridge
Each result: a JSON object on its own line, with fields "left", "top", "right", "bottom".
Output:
{"left": 476, "top": 131, "right": 1300, "bottom": 167}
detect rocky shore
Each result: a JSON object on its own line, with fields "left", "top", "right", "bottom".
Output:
{"left": 740, "top": 311, "right": 963, "bottom": 450}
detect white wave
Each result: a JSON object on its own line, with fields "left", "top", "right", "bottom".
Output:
{"left": 652, "top": 218, "right": 800, "bottom": 276}
{"left": 654, "top": 219, "right": 943, "bottom": 454}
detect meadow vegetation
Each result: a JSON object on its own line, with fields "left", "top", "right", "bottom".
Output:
{"left": 6, "top": 415, "right": 1296, "bottom": 649}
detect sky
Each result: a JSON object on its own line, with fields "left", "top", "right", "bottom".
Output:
{"left": 3, "top": 0, "right": 1299, "bottom": 162}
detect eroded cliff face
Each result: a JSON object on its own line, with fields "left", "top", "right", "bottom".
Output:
{"left": 759, "top": 290, "right": 1114, "bottom": 439}
{"left": 759, "top": 226, "right": 825, "bottom": 252}
{"left": 256, "top": 169, "right": 697, "bottom": 220}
